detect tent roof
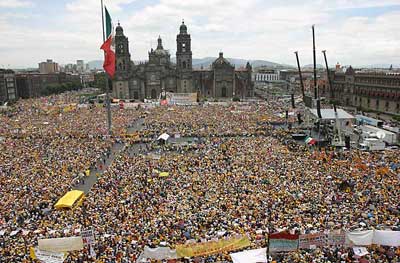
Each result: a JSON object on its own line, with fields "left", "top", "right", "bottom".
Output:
{"left": 310, "top": 109, "right": 354, "bottom": 120}
{"left": 54, "top": 190, "right": 84, "bottom": 209}
{"left": 157, "top": 133, "right": 170, "bottom": 141}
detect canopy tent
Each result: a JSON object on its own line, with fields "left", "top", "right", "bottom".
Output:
{"left": 54, "top": 190, "right": 84, "bottom": 209}
{"left": 157, "top": 133, "right": 170, "bottom": 141}
{"left": 157, "top": 133, "right": 170, "bottom": 145}
{"left": 309, "top": 109, "right": 354, "bottom": 121}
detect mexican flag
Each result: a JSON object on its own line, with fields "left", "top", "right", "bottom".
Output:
{"left": 100, "top": 7, "right": 115, "bottom": 78}
{"left": 305, "top": 136, "right": 316, "bottom": 145}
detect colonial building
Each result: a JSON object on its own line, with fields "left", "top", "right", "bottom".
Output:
{"left": 332, "top": 66, "right": 400, "bottom": 115}
{"left": 253, "top": 69, "right": 280, "bottom": 82}
{"left": 113, "top": 21, "right": 253, "bottom": 100}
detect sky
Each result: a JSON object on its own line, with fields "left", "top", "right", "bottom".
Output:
{"left": 1, "top": 0, "right": 400, "bottom": 68}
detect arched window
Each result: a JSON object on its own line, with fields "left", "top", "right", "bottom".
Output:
{"left": 182, "top": 61, "right": 187, "bottom": 69}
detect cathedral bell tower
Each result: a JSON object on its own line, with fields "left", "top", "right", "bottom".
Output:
{"left": 115, "top": 22, "right": 131, "bottom": 79}
{"left": 113, "top": 22, "right": 132, "bottom": 99}
{"left": 176, "top": 20, "right": 193, "bottom": 93}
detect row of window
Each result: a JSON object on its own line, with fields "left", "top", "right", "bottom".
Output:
{"left": 255, "top": 74, "right": 279, "bottom": 81}
{"left": 355, "top": 77, "right": 400, "bottom": 86}
{"left": 353, "top": 96, "right": 400, "bottom": 112}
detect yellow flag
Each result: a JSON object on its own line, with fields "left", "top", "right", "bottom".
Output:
{"left": 30, "top": 247, "right": 36, "bottom": 259}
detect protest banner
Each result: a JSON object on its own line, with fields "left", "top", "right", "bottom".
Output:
{"left": 353, "top": 247, "right": 369, "bottom": 257}
{"left": 298, "top": 233, "right": 327, "bottom": 249}
{"left": 38, "top": 236, "right": 84, "bottom": 252}
{"left": 30, "top": 247, "right": 66, "bottom": 263}
{"left": 346, "top": 230, "right": 374, "bottom": 246}
{"left": 269, "top": 232, "right": 299, "bottom": 253}
{"left": 327, "top": 230, "right": 345, "bottom": 246}
{"left": 81, "top": 228, "right": 95, "bottom": 245}
{"left": 230, "top": 248, "right": 267, "bottom": 263}
{"left": 176, "top": 235, "right": 250, "bottom": 258}
{"left": 372, "top": 230, "right": 400, "bottom": 246}
{"left": 137, "top": 246, "right": 178, "bottom": 261}
{"left": 167, "top": 93, "right": 197, "bottom": 105}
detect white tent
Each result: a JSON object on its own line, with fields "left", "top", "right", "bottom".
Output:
{"left": 157, "top": 133, "right": 170, "bottom": 141}
{"left": 309, "top": 109, "right": 354, "bottom": 121}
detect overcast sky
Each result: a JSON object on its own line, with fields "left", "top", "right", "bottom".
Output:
{"left": 1, "top": 0, "right": 400, "bottom": 68}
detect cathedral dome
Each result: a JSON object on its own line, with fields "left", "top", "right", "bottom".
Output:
{"left": 154, "top": 36, "right": 169, "bottom": 56}
{"left": 180, "top": 20, "right": 187, "bottom": 34}
{"left": 116, "top": 22, "right": 124, "bottom": 36}
{"left": 213, "top": 52, "right": 230, "bottom": 65}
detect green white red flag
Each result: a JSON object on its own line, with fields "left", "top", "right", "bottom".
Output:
{"left": 100, "top": 7, "right": 115, "bottom": 78}
{"left": 305, "top": 136, "right": 316, "bottom": 145}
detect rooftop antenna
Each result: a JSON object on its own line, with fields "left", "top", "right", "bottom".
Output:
{"left": 312, "top": 25, "right": 322, "bottom": 119}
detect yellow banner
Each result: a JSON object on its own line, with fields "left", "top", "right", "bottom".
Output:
{"left": 176, "top": 235, "right": 251, "bottom": 258}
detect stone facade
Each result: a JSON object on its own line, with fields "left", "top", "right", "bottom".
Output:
{"left": 332, "top": 67, "right": 400, "bottom": 115}
{"left": 113, "top": 22, "right": 253, "bottom": 100}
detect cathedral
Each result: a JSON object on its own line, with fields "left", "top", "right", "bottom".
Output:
{"left": 112, "top": 21, "right": 254, "bottom": 100}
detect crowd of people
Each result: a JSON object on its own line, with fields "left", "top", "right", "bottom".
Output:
{"left": 0, "top": 92, "right": 399, "bottom": 262}
{"left": 0, "top": 91, "right": 143, "bottom": 262}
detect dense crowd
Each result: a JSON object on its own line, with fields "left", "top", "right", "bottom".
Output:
{"left": 0, "top": 91, "right": 142, "bottom": 262}
{"left": 0, "top": 93, "right": 399, "bottom": 262}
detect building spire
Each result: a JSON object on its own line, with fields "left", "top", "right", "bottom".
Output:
{"left": 157, "top": 35, "right": 163, "bottom": 49}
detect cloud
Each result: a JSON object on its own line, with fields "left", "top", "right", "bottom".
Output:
{"left": 66, "top": 0, "right": 137, "bottom": 13}
{"left": 0, "top": 0, "right": 33, "bottom": 8}
{"left": 1, "top": 0, "right": 400, "bottom": 68}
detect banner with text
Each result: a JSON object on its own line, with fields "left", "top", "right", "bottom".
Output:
{"left": 328, "top": 230, "right": 346, "bottom": 246}
{"left": 298, "top": 233, "right": 327, "bottom": 249}
{"left": 176, "top": 235, "right": 250, "bottom": 258}
{"left": 30, "top": 247, "right": 66, "bottom": 263}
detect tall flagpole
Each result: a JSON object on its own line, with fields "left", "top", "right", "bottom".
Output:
{"left": 101, "top": 0, "right": 112, "bottom": 135}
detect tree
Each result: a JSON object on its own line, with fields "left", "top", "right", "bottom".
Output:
{"left": 41, "top": 81, "right": 83, "bottom": 96}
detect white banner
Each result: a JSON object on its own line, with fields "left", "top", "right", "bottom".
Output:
{"left": 81, "top": 228, "right": 95, "bottom": 245}
{"left": 34, "top": 247, "right": 66, "bottom": 263}
{"left": 230, "top": 248, "right": 267, "bottom": 263}
{"left": 38, "top": 236, "right": 84, "bottom": 252}
{"left": 372, "top": 230, "right": 400, "bottom": 247}
{"left": 346, "top": 231, "right": 374, "bottom": 246}
{"left": 353, "top": 247, "right": 369, "bottom": 257}
{"left": 136, "top": 246, "right": 178, "bottom": 262}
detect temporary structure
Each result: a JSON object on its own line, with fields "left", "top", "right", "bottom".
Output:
{"left": 54, "top": 190, "right": 85, "bottom": 209}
